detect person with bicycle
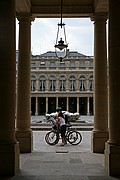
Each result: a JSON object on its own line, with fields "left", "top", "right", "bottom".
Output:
{"left": 45, "top": 108, "right": 82, "bottom": 146}
{"left": 56, "top": 111, "right": 66, "bottom": 146}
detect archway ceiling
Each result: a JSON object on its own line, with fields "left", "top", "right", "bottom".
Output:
{"left": 16, "top": 0, "right": 108, "bottom": 18}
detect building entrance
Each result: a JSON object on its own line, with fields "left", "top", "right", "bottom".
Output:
{"left": 69, "top": 97, "right": 77, "bottom": 113}
{"left": 79, "top": 97, "right": 87, "bottom": 115}
{"left": 48, "top": 97, "right": 56, "bottom": 113}
{"left": 58, "top": 97, "right": 67, "bottom": 111}
{"left": 38, "top": 97, "right": 46, "bottom": 115}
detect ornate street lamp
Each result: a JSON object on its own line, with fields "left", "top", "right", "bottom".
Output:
{"left": 54, "top": 0, "right": 68, "bottom": 62}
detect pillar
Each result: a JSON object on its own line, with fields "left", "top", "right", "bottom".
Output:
{"left": 77, "top": 97, "right": 79, "bottom": 113}
{"left": 46, "top": 97, "right": 48, "bottom": 113}
{"left": 105, "top": 1, "right": 120, "bottom": 176}
{"left": 0, "top": 0, "right": 19, "bottom": 176}
{"left": 91, "top": 13, "right": 109, "bottom": 153}
{"left": 87, "top": 97, "right": 90, "bottom": 115}
{"left": 16, "top": 13, "right": 34, "bottom": 153}
{"left": 67, "top": 97, "right": 69, "bottom": 111}
{"left": 35, "top": 97, "right": 38, "bottom": 115}
{"left": 56, "top": 97, "right": 58, "bottom": 108}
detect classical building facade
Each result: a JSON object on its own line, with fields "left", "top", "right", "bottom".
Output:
{"left": 30, "top": 51, "right": 94, "bottom": 115}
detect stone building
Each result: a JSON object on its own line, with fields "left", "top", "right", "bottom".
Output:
{"left": 30, "top": 51, "right": 94, "bottom": 115}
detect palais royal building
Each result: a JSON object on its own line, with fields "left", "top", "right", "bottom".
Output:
{"left": 29, "top": 51, "right": 94, "bottom": 115}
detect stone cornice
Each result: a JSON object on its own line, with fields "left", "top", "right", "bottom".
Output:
{"left": 16, "top": 0, "right": 31, "bottom": 13}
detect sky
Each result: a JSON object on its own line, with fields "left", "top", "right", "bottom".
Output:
{"left": 16, "top": 18, "right": 94, "bottom": 56}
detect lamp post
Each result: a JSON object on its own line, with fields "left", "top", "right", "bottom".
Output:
{"left": 54, "top": 0, "right": 68, "bottom": 62}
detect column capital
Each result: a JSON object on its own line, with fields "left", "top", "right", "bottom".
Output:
{"left": 17, "top": 13, "right": 35, "bottom": 23}
{"left": 91, "top": 12, "right": 108, "bottom": 22}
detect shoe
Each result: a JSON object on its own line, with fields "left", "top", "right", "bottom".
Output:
{"left": 64, "top": 139, "right": 67, "bottom": 145}
{"left": 60, "top": 143, "right": 64, "bottom": 146}
{"left": 64, "top": 141, "right": 67, "bottom": 145}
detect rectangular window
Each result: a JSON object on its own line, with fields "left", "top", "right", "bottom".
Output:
{"left": 80, "top": 61, "right": 85, "bottom": 68}
{"left": 31, "top": 63, "right": 36, "bottom": 69}
{"left": 50, "top": 61, "right": 56, "bottom": 68}
{"left": 39, "top": 61, "right": 46, "bottom": 69}
{"left": 60, "top": 62, "right": 65, "bottom": 69}
{"left": 70, "top": 61, "right": 75, "bottom": 69}
{"left": 89, "top": 61, "right": 93, "bottom": 68}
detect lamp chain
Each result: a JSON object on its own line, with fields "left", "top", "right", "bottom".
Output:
{"left": 60, "top": 0, "right": 62, "bottom": 27}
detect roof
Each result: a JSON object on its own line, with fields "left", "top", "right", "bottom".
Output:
{"left": 39, "top": 51, "right": 87, "bottom": 58}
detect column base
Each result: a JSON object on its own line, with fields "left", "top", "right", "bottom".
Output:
{"left": 92, "top": 130, "right": 109, "bottom": 153}
{"left": 15, "top": 130, "right": 33, "bottom": 153}
{"left": 0, "top": 142, "right": 19, "bottom": 176}
{"left": 105, "top": 142, "right": 120, "bottom": 176}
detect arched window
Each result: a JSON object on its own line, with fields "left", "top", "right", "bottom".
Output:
{"left": 31, "top": 76, "right": 36, "bottom": 91}
{"left": 89, "top": 75, "right": 94, "bottom": 91}
{"left": 49, "top": 76, "right": 56, "bottom": 91}
{"left": 39, "top": 76, "right": 46, "bottom": 91}
{"left": 60, "top": 76, "right": 66, "bottom": 91}
{"left": 79, "top": 76, "right": 86, "bottom": 91}
{"left": 69, "top": 76, "right": 75, "bottom": 91}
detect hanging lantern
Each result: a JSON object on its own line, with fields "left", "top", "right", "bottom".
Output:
{"left": 54, "top": 0, "right": 68, "bottom": 62}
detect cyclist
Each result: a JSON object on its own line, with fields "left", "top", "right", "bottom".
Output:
{"left": 56, "top": 111, "right": 66, "bottom": 146}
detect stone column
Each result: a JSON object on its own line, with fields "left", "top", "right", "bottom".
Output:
{"left": 91, "top": 13, "right": 109, "bottom": 153}
{"left": 46, "top": 97, "right": 48, "bottom": 113}
{"left": 16, "top": 13, "right": 34, "bottom": 153}
{"left": 0, "top": 0, "right": 19, "bottom": 176}
{"left": 77, "top": 97, "right": 79, "bottom": 113}
{"left": 87, "top": 97, "right": 90, "bottom": 115}
{"left": 105, "top": 1, "right": 120, "bottom": 176}
{"left": 56, "top": 97, "right": 58, "bottom": 108}
{"left": 67, "top": 97, "right": 69, "bottom": 111}
{"left": 35, "top": 97, "right": 38, "bottom": 115}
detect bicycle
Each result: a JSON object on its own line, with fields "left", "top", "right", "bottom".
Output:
{"left": 45, "top": 117, "right": 82, "bottom": 146}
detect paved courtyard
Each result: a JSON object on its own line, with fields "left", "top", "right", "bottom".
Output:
{"left": 4, "top": 116, "right": 120, "bottom": 180}
{"left": 33, "top": 131, "right": 91, "bottom": 152}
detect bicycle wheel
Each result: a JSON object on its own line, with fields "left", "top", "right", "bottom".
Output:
{"left": 45, "top": 131, "right": 59, "bottom": 145}
{"left": 67, "top": 130, "right": 82, "bottom": 145}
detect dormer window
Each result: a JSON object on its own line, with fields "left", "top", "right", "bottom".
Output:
{"left": 40, "top": 61, "right": 45, "bottom": 65}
